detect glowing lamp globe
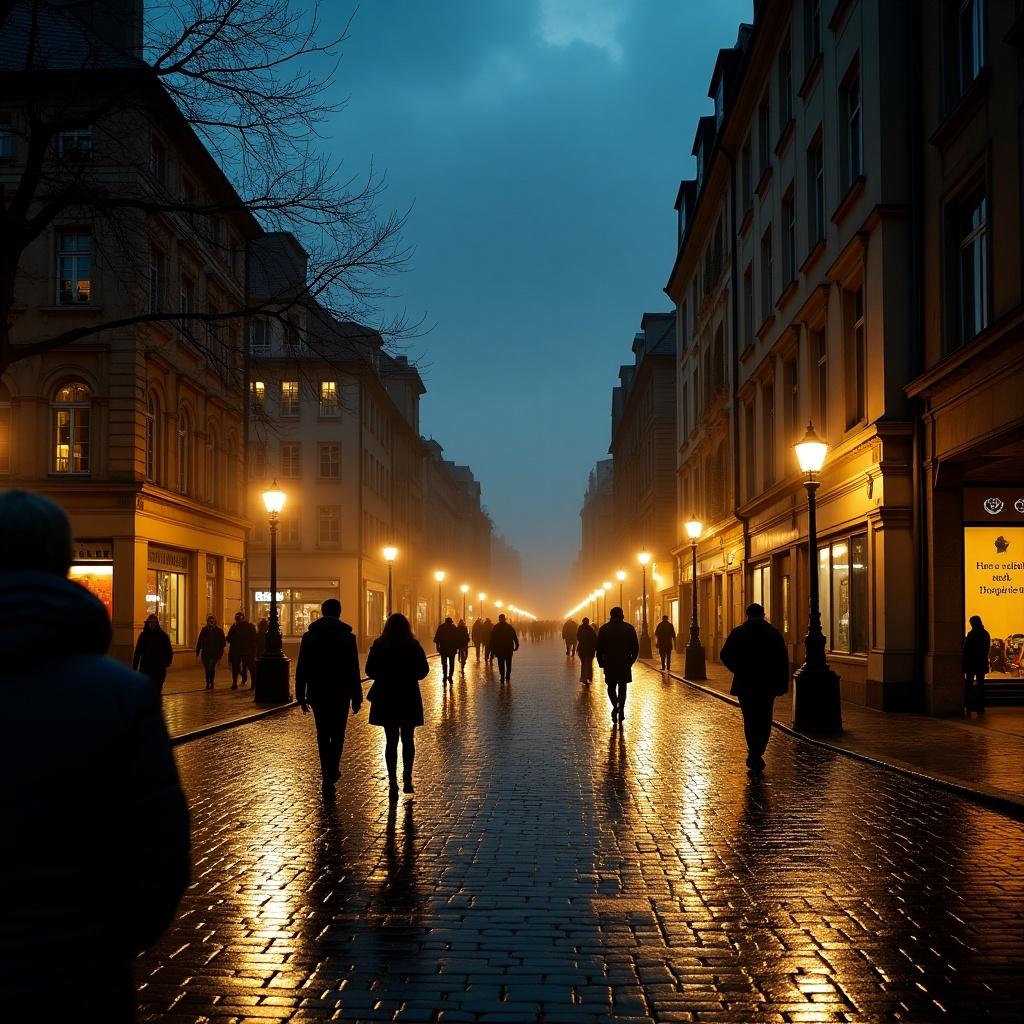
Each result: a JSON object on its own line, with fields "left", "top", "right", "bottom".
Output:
{"left": 262, "top": 481, "right": 286, "bottom": 515}
{"left": 794, "top": 421, "right": 828, "bottom": 475}
{"left": 382, "top": 545, "right": 398, "bottom": 563}
{"left": 685, "top": 516, "right": 702, "bottom": 540}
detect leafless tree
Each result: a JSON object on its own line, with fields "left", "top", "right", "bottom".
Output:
{"left": 0, "top": 0, "right": 415, "bottom": 380}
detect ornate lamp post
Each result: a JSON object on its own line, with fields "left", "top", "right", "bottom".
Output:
{"left": 460, "top": 583, "right": 469, "bottom": 621}
{"left": 254, "top": 481, "right": 290, "bottom": 702}
{"left": 638, "top": 551, "right": 652, "bottom": 658}
{"left": 792, "top": 421, "right": 842, "bottom": 732}
{"left": 478, "top": 592, "right": 486, "bottom": 619}
{"left": 615, "top": 569, "right": 626, "bottom": 608}
{"left": 434, "top": 570, "right": 445, "bottom": 624}
{"left": 383, "top": 545, "right": 397, "bottom": 616}
{"left": 683, "top": 516, "right": 706, "bottom": 679}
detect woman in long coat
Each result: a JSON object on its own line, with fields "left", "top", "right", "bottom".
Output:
{"left": 132, "top": 613, "right": 174, "bottom": 691}
{"left": 365, "top": 612, "right": 430, "bottom": 799}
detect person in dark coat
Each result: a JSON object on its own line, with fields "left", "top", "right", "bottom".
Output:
{"left": 133, "top": 612, "right": 174, "bottom": 691}
{"left": 562, "top": 617, "right": 579, "bottom": 657}
{"left": 256, "top": 617, "right": 269, "bottom": 659}
{"left": 576, "top": 616, "right": 598, "bottom": 684}
{"left": 596, "top": 606, "right": 640, "bottom": 722}
{"left": 654, "top": 615, "right": 676, "bottom": 671}
{"left": 481, "top": 616, "right": 494, "bottom": 664}
{"left": 962, "top": 614, "right": 992, "bottom": 713}
{"left": 226, "top": 610, "right": 258, "bottom": 688}
{"left": 433, "top": 616, "right": 460, "bottom": 683}
{"left": 195, "top": 614, "right": 227, "bottom": 689}
{"left": 456, "top": 618, "right": 470, "bottom": 672}
{"left": 0, "top": 489, "right": 189, "bottom": 1021}
{"left": 471, "top": 617, "right": 484, "bottom": 659}
{"left": 295, "top": 599, "right": 363, "bottom": 797}
{"left": 719, "top": 602, "right": 790, "bottom": 772}
{"left": 366, "top": 613, "right": 429, "bottom": 798}
{"left": 489, "top": 613, "right": 520, "bottom": 682}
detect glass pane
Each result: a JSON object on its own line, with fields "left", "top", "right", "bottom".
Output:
{"left": 818, "top": 547, "right": 831, "bottom": 648}
{"left": 851, "top": 534, "right": 868, "bottom": 653}
{"left": 831, "top": 541, "right": 851, "bottom": 652}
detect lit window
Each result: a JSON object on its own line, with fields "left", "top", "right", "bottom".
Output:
{"left": 319, "top": 380, "right": 339, "bottom": 416}
{"left": 819, "top": 534, "right": 868, "bottom": 653}
{"left": 250, "top": 380, "right": 266, "bottom": 409}
{"left": 51, "top": 382, "right": 91, "bottom": 474}
{"left": 280, "top": 380, "right": 299, "bottom": 417}
{"left": 57, "top": 231, "right": 91, "bottom": 304}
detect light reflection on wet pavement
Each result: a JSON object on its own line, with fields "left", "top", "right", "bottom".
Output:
{"left": 138, "top": 639, "right": 1024, "bottom": 1022}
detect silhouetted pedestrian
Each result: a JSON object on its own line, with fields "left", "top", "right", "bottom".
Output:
{"left": 481, "top": 616, "right": 494, "bottom": 664}
{"left": 0, "top": 489, "right": 189, "bottom": 1020}
{"left": 456, "top": 618, "right": 470, "bottom": 672}
{"left": 366, "top": 613, "right": 429, "bottom": 799}
{"left": 489, "top": 613, "right": 520, "bottom": 682}
{"left": 576, "top": 616, "right": 597, "bottom": 684}
{"left": 962, "top": 614, "right": 991, "bottom": 713}
{"left": 471, "top": 616, "right": 484, "bottom": 659}
{"left": 655, "top": 615, "right": 676, "bottom": 671}
{"left": 256, "top": 616, "right": 268, "bottom": 659}
{"left": 226, "top": 610, "right": 258, "bottom": 688}
{"left": 562, "top": 617, "right": 579, "bottom": 657}
{"left": 295, "top": 599, "right": 362, "bottom": 797}
{"left": 195, "top": 614, "right": 226, "bottom": 689}
{"left": 596, "top": 606, "right": 640, "bottom": 722}
{"left": 434, "top": 616, "right": 460, "bottom": 683}
{"left": 719, "top": 603, "right": 789, "bottom": 773}
{"left": 133, "top": 612, "right": 174, "bottom": 691}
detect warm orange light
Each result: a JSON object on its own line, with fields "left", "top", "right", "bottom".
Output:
{"left": 382, "top": 545, "right": 398, "bottom": 563}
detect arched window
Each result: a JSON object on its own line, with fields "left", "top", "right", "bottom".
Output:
{"left": 52, "top": 381, "right": 91, "bottom": 474}
{"left": 205, "top": 423, "right": 219, "bottom": 505}
{"left": 176, "top": 410, "right": 189, "bottom": 494}
{"left": 0, "top": 381, "right": 11, "bottom": 475}
{"left": 144, "top": 390, "right": 160, "bottom": 482}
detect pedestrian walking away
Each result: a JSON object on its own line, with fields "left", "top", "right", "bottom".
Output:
{"left": 133, "top": 612, "right": 174, "bottom": 691}
{"left": 0, "top": 489, "right": 189, "bottom": 1021}
{"left": 655, "top": 614, "right": 676, "bottom": 671}
{"left": 596, "top": 606, "right": 639, "bottom": 722}
{"left": 195, "top": 614, "right": 227, "bottom": 689}
{"left": 962, "top": 614, "right": 991, "bottom": 713}
{"left": 365, "top": 612, "right": 430, "bottom": 800}
{"left": 226, "top": 610, "right": 258, "bottom": 688}
{"left": 456, "top": 617, "right": 470, "bottom": 673}
{"left": 719, "top": 602, "right": 790, "bottom": 773}
{"left": 434, "top": 616, "right": 461, "bottom": 683}
{"left": 471, "top": 616, "right": 483, "bottom": 660}
{"left": 489, "top": 613, "right": 520, "bottom": 682}
{"left": 562, "top": 616, "right": 579, "bottom": 657}
{"left": 480, "top": 616, "right": 494, "bottom": 664}
{"left": 576, "top": 615, "right": 597, "bottom": 684}
{"left": 295, "top": 599, "right": 363, "bottom": 797}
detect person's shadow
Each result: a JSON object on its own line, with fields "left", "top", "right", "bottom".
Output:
{"left": 380, "top": 799, "right": 418, "bottom": 910}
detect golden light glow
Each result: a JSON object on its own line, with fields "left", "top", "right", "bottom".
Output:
{"left": 261, "top": 480, "right": 286, "bottom": 515}
{"left": 434, "top": 569, "right": 446, "bottom": 583}
{"left": 382, "top": 545, "right": 398, "bottom": 563}
{"left": 638, "top": 551, "right": 651, "bottom": 566}
{"left": 602, "top": 581, "right": 611, "bottom": 592}
{"left": 615, "top": 569, "right": 626, "bottom": 582}
{"left": 460, "top": 583, "right": 470, "bottom": 593}
{"left": 478, "top": 591, "right": 486, "bottom": 601}
{"left": 495, "top": 600, "right": 503, "bottom": 609}
{"left": 794, "top": 420, "right": 828, "bottom": 474}
{"left": 684, "top": 516, "right": 702, "bottom": 540}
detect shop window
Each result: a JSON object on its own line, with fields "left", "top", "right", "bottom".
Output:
{"left": 70, "top": 563, "right": 113, "bottom": 617}
{"left": 818, "top": 533, "right": 868, "bottom": 654}
{"left": 56, "top": 230, "right": 92, "bottom": 304}
{"left": 146, "top": 568, "right": 186, "bottom": 646}
{"left": 366, "top": 587, "right": 385, "bottom": 638}
{"left": 52, "top": 382, "right": 91, "bottom": 474}
{"left": 751, "top": 562, "right": 772, "bottom": 623}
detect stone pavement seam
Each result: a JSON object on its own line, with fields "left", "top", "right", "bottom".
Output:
{"left": 170, "top": 700, "right": 298, "bottom": 746}
{"left": 649, "top": 659, "right": 1024, "bottom": 821}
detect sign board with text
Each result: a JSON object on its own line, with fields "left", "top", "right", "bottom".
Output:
{"left": 963, "top": 525, "right": 1024, "bottom": 639}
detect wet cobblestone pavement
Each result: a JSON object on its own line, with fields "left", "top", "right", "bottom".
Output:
{"left": 138, "top": 640, "right": 1024, "bottom": 1023}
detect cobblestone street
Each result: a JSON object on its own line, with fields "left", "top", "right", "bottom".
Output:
{"left": 139, "top": 639, "right": 1024, "bottom": 1023}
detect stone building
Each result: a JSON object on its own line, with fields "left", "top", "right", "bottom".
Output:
{"left": 578, "top": 458, "right": 615, "bottom": 589}
{"left": 0, "top": 1, "right": 259, "bottom": 661}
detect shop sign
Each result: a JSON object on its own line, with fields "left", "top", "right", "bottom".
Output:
{"left": 255, "top": 590, "right": 286, "bottom": 603}
{"left": 74, "top": 539, "right": 113, "bottom": 562}
{"left": 147, "top": 546, "right": 190, "bottom": 572}
{"left": 963, "top": 487, "right": 1024, "bottom": 524}
{"left": 963, "top": 526, "right": 1024, "bottom": 638}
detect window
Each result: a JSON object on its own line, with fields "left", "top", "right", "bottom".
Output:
{"left": 0, "top": 383, "right": 10, "bottom": 473}
{"left": 56, "top": 231, "right": 91, "bottom": 304}
{"left": 844, "top": 285, "right": 866, "bottom": 427}
{"left": 784, "top": 357, "right": 799, "bottom": 442}
{"left": 250, "top": 319, "right": 271, "bottom": 357}
{"left": 782, "top": 187, "right": 797, "bottom": 284}
{"left": 318, "top": 505, "right": 340, "bottom": 545}
{"left": 763, "top": 377, "right": 776, "bottom": 487}
{"left": 250, "top": 380, "right": 265, "bottom": 410}
{"left": 280, "top": 380, "right": 299, "bottom": 417}
{"left": 695, "top": 139, "right": 704, "bottom": 191}
{"left": 779, "top": 40, "right": 793, "bottom": 126}
{"left": 758, "top": 97, "right": 771, "bottom": 173}
{"left": 744, "top": 400, "right": 756, "bottom": 499}
{"left": 145, "top": 391, "right": 159, "bottom": 481}
{"left": 319, "top": 380, "right": 339, "bottom": 417}
{"left": 714, "top": 75, "right": 725, "bottom": 129}
{"left": 841, "top": 67, "right": 863, "bottom": 191}
{"left": 819, "top": 533, "right": 868, "bottom": 654}
{"left": 280, "top": 512, "right": 300, "bottom": 546}
{"left": 249, "top": 440, "right": 267, "bottom": 479}
{"left": 179, "top": 276, "right": 195, "bottom": 340}
{"left": 958, "top": 0, "right": 986, "bottom": 96}
{"left": 957, "top": 184, "right": 989, "bottom": 343}
{"left": 814, "top": 327, "right": 828, "bottom": 431}
{"left": 205, "top": 428, "right": 218, "bottom": 504}
{"left": 681, "top": 379, "right": 689, "bottom": 436}
{"left": 760, "top": 229, "right": 774, "bottom": 322}
{"left": 712, "top": 326, "right": 725, "bottom": 394}
{"left": 805, "top": 0, "right": 822, "bottom": 63}
{"left": 743, "top": 263, "right": 754, "bottom": 346}
{"left": 807, "top": 135, "right": 825, "bottom": 245}
{"left": 0, "top": 112, "right": 11, "bottom": 158}
{"left": 52, "top": 382, "right": 91, "bottom": 474}
{"left": 148, "top": 248, "right": 163, "bottom": 313}
{"left": 751, "top": 562, "right": 772, "bottom": 623}
{"left": 319, "top": 443, "right": 341, "bottom": 479}
{"left": 741, "top": 140, "right": 752, "bottom": 209}
{"left": 57, "top": 129, "right": 92, "bottom": 159}
{"left": 280, "top": 442, "right": 301, "bottom": 479}
{"left": 176, "top": 411, "right": 190, "bottom": 494}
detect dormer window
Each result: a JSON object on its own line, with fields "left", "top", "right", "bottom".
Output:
{"left": 714, "top": 77, "right": 725, "bottom": 129}
{"left": 695, "top": 141, "right": 704, "bottom": 189}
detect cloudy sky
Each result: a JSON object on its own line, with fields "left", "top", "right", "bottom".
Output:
{"left": 322, "top": 0, "right": 751, "bottom": 613}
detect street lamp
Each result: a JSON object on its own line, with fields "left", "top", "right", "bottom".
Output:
{"left": 460, "top": 583, "right": 469, "bottom": 620}
{"left": 638, "top": 551, "right": 652, "bottom": 658}
{"left": 683, "top": 516, "right": 706, "bottom": 680}
{"left": 615, "top": 569, "right": 626, "bottom": 608}
{"left": 495, "top": 599, "right": 503, "bottom": 616}
{"left": 602, "top": 581, "right": 611, "bottom": 622}
{"left": 383, "top": 545, "right": 398, "bottom": 616}
{"left": 478, "top": 592, "right": 486, "bottom": 618}
{"left": 254, "top": 481, "right": 290, "bottom": 702}
{"left": 792, "top": 421, "right": 842, "bottom": 732}
{"left": 434, "top": 570, "right": 446, "bottom": 624}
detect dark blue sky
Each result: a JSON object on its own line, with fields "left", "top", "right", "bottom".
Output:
{"left": 324, "top": 1, "right": 750, "bottom": 612}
